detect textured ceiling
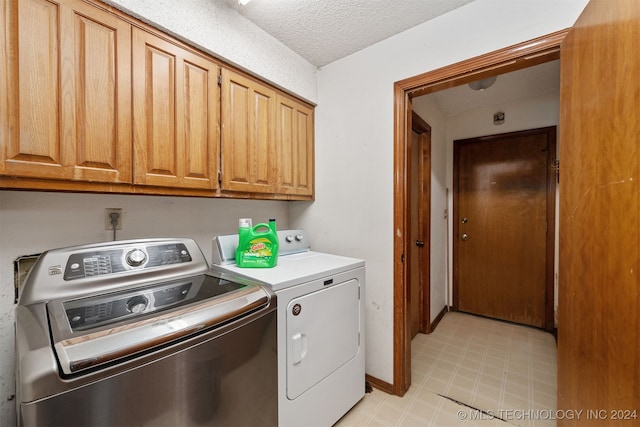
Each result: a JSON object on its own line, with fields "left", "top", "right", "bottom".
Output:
{"left": 220, "top": 0, "right": 558, "bottom": 113}
{"left": 223, "top": 0, "right": 476, "bottom": 67}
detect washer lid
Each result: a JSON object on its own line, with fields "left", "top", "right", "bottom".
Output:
{"left": 211, "top": 251, "right": 364, "bottom": 291}
{"left": 47, "top": 272, "right": 271, "bottom": 375}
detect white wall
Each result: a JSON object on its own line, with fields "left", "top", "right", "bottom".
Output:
{"left": 0, "top": 191, "right": 288, "bottom": 425}
{"left": 102, "top": 0, "right": 318, "bottom": 103}
{"left": 290, "top": 0, "right": 587, "bottom": 384}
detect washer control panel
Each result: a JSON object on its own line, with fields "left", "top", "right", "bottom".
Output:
{"left": 61, "top": 274, "right": 246, "bottom": 331}
{"left": 63, "top": 243, "right": 192, "bottom": 280}
{"left": 64, "top": 280, "right": 193, "bottom": 331}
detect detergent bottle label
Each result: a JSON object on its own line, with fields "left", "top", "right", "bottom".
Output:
{"left": 235, "top": 219, "right": 279, "bottom": 268}
{"left": 245, "top": 238, "right": 273, "bottom": 259}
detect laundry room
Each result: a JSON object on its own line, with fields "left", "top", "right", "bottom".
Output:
{"left": 3, "top": 0, "right": 638, "bottom": 426}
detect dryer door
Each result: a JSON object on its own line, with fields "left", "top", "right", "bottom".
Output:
{"left": 286, "top": 278, "right": 360, "bottom": 399}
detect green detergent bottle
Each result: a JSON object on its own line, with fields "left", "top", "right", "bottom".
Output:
{"left": 235, "top": 218, "right": 279, "bottom": 268}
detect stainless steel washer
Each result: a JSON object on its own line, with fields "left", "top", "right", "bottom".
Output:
{"left": 15, "top": 238, "right": 277, "bottom": 427}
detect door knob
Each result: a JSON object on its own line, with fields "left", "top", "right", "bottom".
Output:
{"left": 461, "top": 233, "right": 468, "bottom": 241}
{"left": 415, "top": 240, "right": 425, "bottom": 247}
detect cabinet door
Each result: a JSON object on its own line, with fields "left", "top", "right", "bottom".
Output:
{"left": 276, "top": 94, "right": 314, "bottom": 197}
{"left": 1, "top": 0, "right": 132, "bottom": 182}
{"left": 132, "top": 28, "right": 219, "bottom": 189}
{"left": 220, "top": 68, "right": 276, "bottom": 194}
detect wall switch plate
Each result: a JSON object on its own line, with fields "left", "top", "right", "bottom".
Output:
{"left": 105, "top": 208, "right": 123, "bottom": 230}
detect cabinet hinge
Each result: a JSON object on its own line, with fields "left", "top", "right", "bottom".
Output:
{"left": 551, "top": 159, "right": 560, "bottom": 183}
{"left": 217, "top": 170, "right": 222, "bottom": 184}
{"left": 217, "top": 74, "right": 222, "bottom": 86}
{"left": 401, "top": 253, "right": 405, "bottom": 263}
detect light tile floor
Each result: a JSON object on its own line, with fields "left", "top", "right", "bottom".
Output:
{"left": 335, "top": 312, "right": 557, "bottom": 427}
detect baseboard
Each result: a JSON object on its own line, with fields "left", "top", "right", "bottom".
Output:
{"left": 430, "top": 306, "right": 448, "bottom": 332}
{"left": 365, "top": 374, "right": 394, "bottom": 394}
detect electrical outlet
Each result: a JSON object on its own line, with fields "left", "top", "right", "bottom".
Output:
{"left": 105, "top": 208, "right": 123, "bottom": 230}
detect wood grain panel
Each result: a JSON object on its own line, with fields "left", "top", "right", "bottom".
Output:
{"left": 294, "top": 106, "right": 313, "bottom": 193}
{"left": 254, "top": 89, "right": 273, "bottom": 186}
{"left": 68, "top": 8, "right": 131, "bottom": 182}
{"left": 149, "top": 45, "right": 176, "bottom": 175}
{"left": 3, "top": 0, "right": 132, "bottom": 181}
{"left": 278, "top": 102, "right": 295, "bottom": 188}
{"left": 275, "top": 94, "right": 314, "bottom": 196}
{"left": 221, "top": 68, "right": 276, "bottom": 193}
{"left": 74, "top": 16, "right": 117, "bottom": 169}
{"left": 14, "top": 0, "right": 60, "bottom": 164}
{"left": 225, "top": 76, "right": 251, "bottom": 184}
{"left": 133, "top": 27, "right": 219, "bottom": 189}
{"left": 558, "top": 1, "right": 640, "bottom": 424}
{"left": 455, "top": 129, "right": 551, "bottom": 328}
{"left": 408, "top": 111, "right": 434, "bottom": 337}
{"left": 183, "top": 62, "right": 209, "bottom": 179}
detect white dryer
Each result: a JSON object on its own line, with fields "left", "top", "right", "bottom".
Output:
{"left": 211, "top": 230, "right": 365, "bottom": 427}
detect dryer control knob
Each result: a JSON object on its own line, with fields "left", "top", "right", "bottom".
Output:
{"left": 295, "top": 234, "right": 304, "bottom": 242}
{"left": 285, "top": 235, "right": 294, "bottom": 243}
{"left": 126, "top": 249, "right": 147, "bottom": 267}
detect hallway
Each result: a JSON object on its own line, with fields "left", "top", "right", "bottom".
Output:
{"left": 336, "top": 312, "right": 557, "bottom": 426}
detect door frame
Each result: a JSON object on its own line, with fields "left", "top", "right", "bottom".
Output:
{"left": 452, "top": 126, "right": 557, "bottom": 331}
{"left": 392, "top": 29, "right": 568, "bottom": 396}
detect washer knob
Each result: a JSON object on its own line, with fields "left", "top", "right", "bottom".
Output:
{"left": 295, "top": 234, "right": 304, "bottom": 242}
{"left": 285, "top": 235, "right": 294, "bottom": 243}
{"left": 126, "top": 295, "right": 148, "bottom": 313}
{"left": 126, "top": 249, "right": 147, "bottom": 267}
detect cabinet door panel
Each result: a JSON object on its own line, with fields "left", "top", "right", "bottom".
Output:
{"left": 221, "top": 69, "right": 276, "bottom": 193}
{"left": 2, "top": 0, "right": 131, "bottom": 181}
{"left": 139, "top": 41, "right": 177, "bottom": 176}
{"left": 133, "top": 28, "right": 219, "bottom": 189}
{"left": 9, "top": 0, "right": 61, "bottom": 168}
{"left": 276, "top": 95, "right": 314, "bottom": 196}
{"left": 68, "top": 11, "right": 131, "bottom": 180}
{"left": 183, "top": 61, "right": 215, "bottom": 180}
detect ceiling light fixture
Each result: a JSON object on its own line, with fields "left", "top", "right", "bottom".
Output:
{"left": 238, "top": 0, "right": 251, "bottom": 5}
{"left": 468, "top": 76, "right": 497, "bottom": 91}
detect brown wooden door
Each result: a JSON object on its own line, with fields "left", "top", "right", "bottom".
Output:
{"left": 132, "top": 27, "right": 219, "bottom": 190}
{"left": 558, "top": 1, "right": 640, "bottom": 424}
{"left": 454, "top": 127, "right": 555, "bottom": 329}
{"left": 1, "top": 0, "right": 132, "bottom": 182}
{"left": 409, "top": 130, "right": 421, "bottom": 338}
{"left": 409, "top": 112, "right": 431, "bottom": 338}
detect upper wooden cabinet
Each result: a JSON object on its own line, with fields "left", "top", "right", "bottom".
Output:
{"left": 132, "top": 28, "right": 220, "bottom": 190}
{"left": 220, "top": 68, "right": 276, "bottom": 194}
{"left": 1, "top": 0, "right": 132, "bottom": 183}
{"left": 1, "top": 0, "right": 313, "bottom": 199}
{"left": 220, "top": 69, "right": 315, "bottom": 198}
{"left": 276, "top": 94, "right": 314, "bottom": 197}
